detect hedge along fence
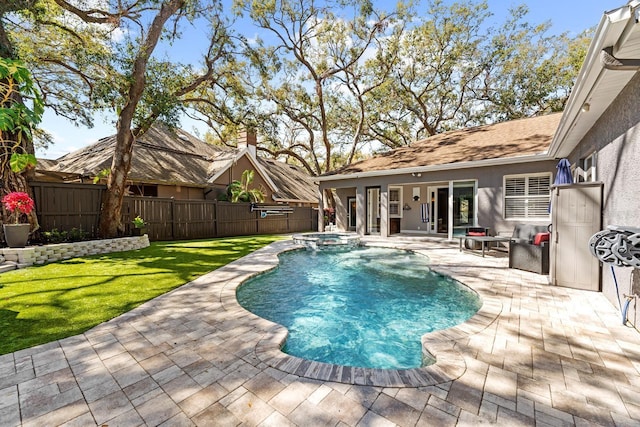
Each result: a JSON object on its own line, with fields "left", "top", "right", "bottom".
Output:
{"left": 30, "top": 182, "right": 318, "bottom": 241}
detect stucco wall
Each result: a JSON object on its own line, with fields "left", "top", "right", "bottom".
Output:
{"left": 400, "top": 185, "right": 429, "bottom": 232}
{"left": 211, "top": 155, "right": 275, "bottom": 202}
{"left": 158, "top": 185, "right": 205, "bottom": 200}
{"left": 335, "top": 188, "right": 355, "bottom": 230}
{"left": 567, "top": 72, "right": 640, "bottom": 325}
{"left": 322, "top": 159, "right": 557, "bottom": 237}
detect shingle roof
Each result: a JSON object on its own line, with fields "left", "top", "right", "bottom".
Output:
{"left": 327, "top": 113, "right": 562, "bottom": 176}
{"left": 53, "top": 124, "right": 226, "bottom": 186}
{"left": 48, "top": 124, "right": 318, "bottom": 203}
{"left": 257, "top": 157, "right": 319, "bottom": 202}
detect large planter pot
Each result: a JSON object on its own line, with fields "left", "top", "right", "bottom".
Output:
{"left": 3, "top": 224, "right": 30, "bottom": 248}
{"left": 132, "top": 227, "right": 147, "bottom": 236}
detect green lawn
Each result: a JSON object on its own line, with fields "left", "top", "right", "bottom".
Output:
{"left": 0, "top": 235, "right": 285, "bottom": 355}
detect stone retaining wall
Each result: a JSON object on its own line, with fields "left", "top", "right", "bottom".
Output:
{"left": 0, "top": 235, "right": 150, "bottom": 269}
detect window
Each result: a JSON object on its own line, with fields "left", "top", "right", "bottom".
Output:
{"left": 504, "top": 174, "right": 551, "bottom": 219}
{"left": 127, "top": 184, "right": 158, "bottom": 197}
{"left": 388, "top": 186, "right": 403, "bottom": 218}
{"left": 574, "top": 152, "right": 597, "bottom": 182}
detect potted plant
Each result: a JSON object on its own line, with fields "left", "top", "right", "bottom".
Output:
{"left": 132, "top": 215, "right": 147, "bottom": 236}
{"left": 2, "top": 191, "right": 34, "bottom": 247}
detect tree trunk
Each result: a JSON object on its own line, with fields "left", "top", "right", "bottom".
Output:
{"left": 0, "top": 14, "right": 39, "bottom": 232}
{"left": 98, "top": 128, "right": 135, "bottom": 237}
{"left": 97, "top": 0, "right": 184, "bottom": 237}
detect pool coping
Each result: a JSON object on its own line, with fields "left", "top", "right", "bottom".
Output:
{"left": 220, "top": 239, "right": 502, "bottom": 388}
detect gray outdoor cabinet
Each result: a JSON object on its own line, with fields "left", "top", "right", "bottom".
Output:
{"left": 550, "top": 183, "right": 603, "bottom": 291}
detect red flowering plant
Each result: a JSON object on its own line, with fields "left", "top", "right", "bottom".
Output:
{"left": 2, "top": 192, "right": 35, "bottom": 224}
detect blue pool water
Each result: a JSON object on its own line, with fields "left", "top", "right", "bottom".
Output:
{"left": 237, "top": 247, "right": 481, "bottom": 369}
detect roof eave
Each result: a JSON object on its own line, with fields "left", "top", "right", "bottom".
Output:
{"left": 317, "top": 153, "right": 553, "bottom": 182}
{"left": 126, "top": 177, "right": 210, "bottom": 188}
{"left": 208, "top": 149, "right": 280, "bottom": 193}
{"left": 240, "top": 149, "right": 280, "bottom": 193}
{"left": 549, "top": 1, "right": 640, "bottom": 158}
{"left": 272, "top": 196, "right": 319, "bottom": 204}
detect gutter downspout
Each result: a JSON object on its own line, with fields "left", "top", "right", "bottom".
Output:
{"left": 600, "top": 46, "right": 640, "bottom": 70}
{"left": 548, "top": 1, "right": 639, "bottom": 158}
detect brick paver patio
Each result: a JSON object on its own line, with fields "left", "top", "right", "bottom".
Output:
{"left": 1, "top": 238, "right": 639, "bottom": 426}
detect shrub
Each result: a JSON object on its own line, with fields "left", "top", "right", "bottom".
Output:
{"left": 42, "top": 228, "right": 90, "bottom": 244}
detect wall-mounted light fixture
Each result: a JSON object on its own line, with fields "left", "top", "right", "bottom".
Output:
{"left": 403, "top": 203, "right": 411, "bottom": 210}
{"left": 411, "top": 172, "right": 422, "bottom": 177}
{"left": 412, "top": 187, "right": 420, "bottom": 202}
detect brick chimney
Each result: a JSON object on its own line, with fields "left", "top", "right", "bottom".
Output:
{"left": 237, "top": 128, "right": 257, "bottom": 158}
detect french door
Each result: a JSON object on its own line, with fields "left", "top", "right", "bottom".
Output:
{"left": 427, "top": 186, "right": 449, "bottom": 234}
{"left": 366, "top": 187, "right": 380, "bottom": 234}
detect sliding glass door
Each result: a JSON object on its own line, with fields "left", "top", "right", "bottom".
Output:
{"left": 453, "top": 181, "right": 476, "bottom": 235}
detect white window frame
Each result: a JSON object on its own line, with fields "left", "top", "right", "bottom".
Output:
{"left": 388, "top": 186, "right": 403, "bottom": 218}
{"left": 503, "top": 173, "right": 551, "bottom": 220}
{"left": 574, "top": 152, "right": 597, "bottom": 183}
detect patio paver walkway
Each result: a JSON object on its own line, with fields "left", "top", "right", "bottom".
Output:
{"left": 1, "top": 238, "right": 640, "bottom": 426}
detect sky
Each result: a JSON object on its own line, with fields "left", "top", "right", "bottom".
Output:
{"left": 35, "top": 0, "right": 625, "bottom": 160}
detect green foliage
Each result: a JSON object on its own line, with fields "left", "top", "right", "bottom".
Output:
{"left": 6, "top": 0, "right": 115, "bottom": 130}
{"left": 92, "top": 168, "right": 110, "bottom": 184}
{"left": 227, "top": 169, "right": 266, "bottom": 203}
{"left": 0, "top": 58, "right": 44, "bottom": 143}
{"left": 4, "top": 0, "right": 590, "bottom": 178}
{"left": 0, "top": 235, "right": 284, "bottom": 354}
{"left": 239, "top": 0, "right": 589, "bottom": 160}
{"left": 41, "top": 228, "right": 90, "bottom": 244}
{"left": 132, "top": 216, "right": 146, "bottom": 228}
{"left": 9, "top": 152, "right": 37, "bottom": 173}
{"left": 471, "top": 4, "right": 590, "bottom": 122}
{"left": 238, "top": 0, "right": 390, "bottom": 174}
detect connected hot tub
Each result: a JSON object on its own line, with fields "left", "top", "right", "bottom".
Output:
{"left": 292, "top": 232, "right": 361, "bottom": 250}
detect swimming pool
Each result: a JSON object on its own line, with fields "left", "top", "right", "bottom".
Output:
{"left": 237, "top": 246, "right": 481, "bottom": 370}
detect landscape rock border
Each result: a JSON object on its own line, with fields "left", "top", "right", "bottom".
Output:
{"left": 0, "top": 234, "right": 150, "bottom": 271}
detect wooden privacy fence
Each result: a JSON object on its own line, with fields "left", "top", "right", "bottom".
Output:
{"left": 31, "top": 182, "right": 318, "bottom": 241}
{"left": 31, "top": 182, "right": 104, "bottom": 236}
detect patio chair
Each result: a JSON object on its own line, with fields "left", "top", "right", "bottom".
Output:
{"left": 509, "top": 224, "right": 550, "bottom": 275}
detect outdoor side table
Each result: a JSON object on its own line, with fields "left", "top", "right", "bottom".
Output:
{"left": 459, "top": 236, "right": 510, "bottom": 257}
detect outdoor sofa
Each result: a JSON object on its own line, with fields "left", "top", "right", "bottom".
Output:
{"left": 508, "top": 224, "right": 551, "bottom": 275}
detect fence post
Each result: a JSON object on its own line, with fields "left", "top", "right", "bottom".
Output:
{"left": 171, "top": 198, "right": 176, "bottom": 240}
{"left": 213, "top": 200, "right": 218, "bottom": 237}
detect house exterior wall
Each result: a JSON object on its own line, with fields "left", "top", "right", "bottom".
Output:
{"left": 157, "top": 185, "right": 205, "bottom": 200}
{"left": 335, "top": 188, "right": 355, "bottom": 230}
{"left": 212, "top": 155, "right": 276, "bottom": 202}
{"left": 566, "top": 72, "right": 640, "bottom": 326}
{"left": 321, "top": 159, "right": 557, "bottom": 237}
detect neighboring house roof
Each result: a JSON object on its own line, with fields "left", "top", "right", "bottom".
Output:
{"left": 34, "top": 158, "right": 87, "bottom": 182}
{"left": 37, "top": 159, "right": 59, "bottom": 170}
{"left": 53, "top": 124, "right": 228, "bottom": 187}
{"left": 320, "top": 113, "right": 562, "bottom": 180}
{"left": 257, "top": 157, "right": 319, "bottom": 203}
{"left": 551, "top": 0, "right": 640, "bottom": 157}
{"left": 46, "top": 123, "right": 318, "bottom": 203}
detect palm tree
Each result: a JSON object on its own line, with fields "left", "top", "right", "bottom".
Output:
{"left": 227, "top": 170, "right": 265, "bottom": 203}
